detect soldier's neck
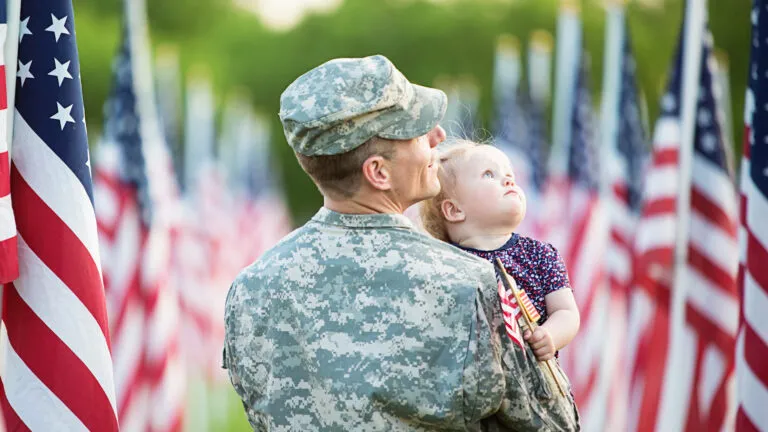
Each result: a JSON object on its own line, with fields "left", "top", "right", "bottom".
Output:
{"left": 324, "top": 194, "right": 406, "bottom": 215}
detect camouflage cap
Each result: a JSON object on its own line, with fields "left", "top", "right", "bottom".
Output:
{"left": 279, "top": 55, "right": 448, "bottom": 156}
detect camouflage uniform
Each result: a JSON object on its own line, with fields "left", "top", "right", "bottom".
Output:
{"left": 223, "top": 55, "right": 579, "bottom": 431}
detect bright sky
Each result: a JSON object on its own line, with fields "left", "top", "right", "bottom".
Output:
{"left": 234, "top": 0, "right": 343, "bottom": 31}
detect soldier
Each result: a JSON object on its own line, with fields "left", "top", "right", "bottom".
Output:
{"left": 223, "top": 55, "right": 579, "bottom": 431}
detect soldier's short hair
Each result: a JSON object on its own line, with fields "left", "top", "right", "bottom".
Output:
{"left": 296, "top": 136, "right": 396, "bottom": 199}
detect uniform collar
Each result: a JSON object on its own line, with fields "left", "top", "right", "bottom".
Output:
{"left": 311, "top": 207, "right": 415, "bottom": 230}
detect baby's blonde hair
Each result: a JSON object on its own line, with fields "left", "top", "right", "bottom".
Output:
{"left": 420, "top": 139, "right": 480, "bottom": 242}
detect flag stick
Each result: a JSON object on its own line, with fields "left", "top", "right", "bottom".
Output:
{"left": 495, "top": 258, "right": 567, "bottom": 397}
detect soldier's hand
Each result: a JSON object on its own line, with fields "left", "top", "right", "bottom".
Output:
{"left": 523, "top": 327, "right": 556, "bottom": 361}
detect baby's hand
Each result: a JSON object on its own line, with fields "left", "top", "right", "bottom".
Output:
{"left": 523, "top": 327, "right": 556, "bottom": 361}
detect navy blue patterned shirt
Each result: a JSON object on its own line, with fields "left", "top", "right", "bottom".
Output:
{"left": 457, "top": 234, "right": 572, "bottom": 325}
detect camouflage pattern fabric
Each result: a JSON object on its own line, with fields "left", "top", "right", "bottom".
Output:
{"left": 279, "top": 55, "right": 447, "bottom": 156}
{"left": 223, "top": 208, "right": 580, "bottom": 431}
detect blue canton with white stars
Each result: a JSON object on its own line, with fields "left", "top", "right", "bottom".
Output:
{"left": 617, "top": 32, "right": 649, "bottom": 212}
{"left": 16, "top": 2, "right": 92, "bottom": 202}
{"left": 522, "top": 90, "right": 549, "bottom": 192}
{"left": 750, "top": 0, "right": 768, "bottom": 195}
{"left": 694, "top": 34, "right": 731, "bottom": 176}
{"left": 101, "top": 27, "right": 153, "bottom": 226}
{"left": 568, "top": 58, "right": 599, "bottom": 192}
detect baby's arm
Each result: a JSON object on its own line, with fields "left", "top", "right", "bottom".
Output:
{"left": 541, "top": 289, "right": 580, "bottom": 351}
{"left": 523, "top": 289, "right": 579, "bottom": 361}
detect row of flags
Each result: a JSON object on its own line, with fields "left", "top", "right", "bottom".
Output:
{"left": 0, "top": 0, "right": 291, "bottom": 430}
{"left": 0, "top": 0, "right": 763, "bottom": 430}
{"left": 491, "top": 0, "right": 765, "bottom": 430}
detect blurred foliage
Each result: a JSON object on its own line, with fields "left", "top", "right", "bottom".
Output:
{"left": 73, "top": 0, "right": 750, "bottom": 223}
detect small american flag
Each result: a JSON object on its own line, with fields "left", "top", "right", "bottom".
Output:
{"left": 517, "top": 288, "right": 541, "bottom": 323}
{"left": 497, "top": 280, "right": 524, "bottom": 349}
{"left": 0, "top": 1, "right": 118, "bottom": 430}
{"left": 736, "top": 1, "right": 768, "bottom": 430}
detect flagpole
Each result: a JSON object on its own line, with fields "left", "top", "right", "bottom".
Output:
{"left": 658, "top": 0, "right": 707, "bottom": 430}
{"left": 599, "top": 0, "right": 625, "bottom": 203}
{"left": 713, "top": 50, "right": 735, "bottom": 172}
{"left": 549, "top": 0, "right": 581, "bottom": 178}
{"left": 595, "top": 0, "right": 626, "bottom": 429}
{"left": 528, "top": 30, "right": 553, "bottom": 107}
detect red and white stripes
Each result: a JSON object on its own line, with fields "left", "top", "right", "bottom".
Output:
{"left": 2, "top": 113, "right": 118, "bottom": 430}
{"left": 497, "top": 280, "right": 525, "bottom": 349}
{"left": 626, "top": 117, "right": 680, "bottom": 432}
{"left": 557, "top": 183, "right": 608, "bottom": 425}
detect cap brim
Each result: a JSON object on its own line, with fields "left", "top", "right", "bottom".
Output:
{"left": 376, "top": 84, "right": 447, "bottom": 141}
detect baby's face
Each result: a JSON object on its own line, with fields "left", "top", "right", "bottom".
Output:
{"left": 452, "top": 145, "right": 526, "bottom": 230}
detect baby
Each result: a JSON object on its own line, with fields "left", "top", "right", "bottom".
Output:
{"left": 421, "top": 140, "right": 580, "bottom": 361}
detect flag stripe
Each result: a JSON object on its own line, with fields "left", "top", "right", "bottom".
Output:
{"left": 744, "top": 270, "right": 768, "bottom": 349}
{"left": 0, "top": 151, "right": 9, "bottom": 197}
{"left": 14, "top": 235, "right": 117, "bottom": 404}
{"left": 11, "top": 113, "right": 101, "bottom": 273}
{"left": 685, "top": 266, "right": 740, "bottom": 336}
{"left": 744, "top": 323, "right": 768, "bottom": 389}
{"left": 687, "top": 244, "right": 738, "bottom": 301}
{"left": 737, "top": 327, "right": 768, "bottom": 432}
{"left": 692, "top": 160, "right": 739, "bottom": 231}
{"left": 746, "top": 230, "right": 768, "bottom": 293}
{"left": 736, "top": 409, "right": 760, "bottom": 432}
{"left": 11, "top": 165, "right": 110, "bottom": 342}
{"left": 641, "top": 198, "right": 677, "bottom": 218}
{"left": 0, "top": 381, "right": 30, "bottom": 432}
{"left": 0, "top": 333, "right": 81, "bottom": 432}
{"left": 0, "top": 65, "right": 6, "bottom": 110}
{"left": 745, "top": 181, "right": 768, "bottom": 254}
{"left": 0, "top": 195, "right": 15, "bottom": 239}
{"left": 3, "top": 284, "right": 118, "bottom": 431}
{"left": 644, "top": 166, "right": 678, "bottom": 201}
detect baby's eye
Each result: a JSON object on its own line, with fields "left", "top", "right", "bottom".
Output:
{"left": 482, "top": 170, "right": 494, "bottom": 179}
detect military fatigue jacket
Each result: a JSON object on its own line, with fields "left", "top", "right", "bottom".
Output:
{"left": 223, "top": 208, "right": 579, "bottom": 431}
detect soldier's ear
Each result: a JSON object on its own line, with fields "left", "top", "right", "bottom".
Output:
{"left": 441, "top": 199, "right": 465, "bottom": 222}
{"left": 361, "top": 155, "right": 391, "bottom": 191}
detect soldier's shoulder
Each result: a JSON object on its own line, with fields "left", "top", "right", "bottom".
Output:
{"left": 401, "top": 229, "right": 497, "bottom": 275}
{"left": 229, "top": 224, "right": 311, "bottom": 287}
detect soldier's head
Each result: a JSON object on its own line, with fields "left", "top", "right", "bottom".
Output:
{"left": 279, "top": 55, "right": 447, "bottom": 208}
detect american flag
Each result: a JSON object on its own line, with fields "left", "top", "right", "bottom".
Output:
{"left": 176, "top": 75, "right": 231, "bottom": 381}
{"left": 736, "top": 1, "right": 768, "bottom": 429}
{"left": 497, "top": 280, "right": 525, "bottom": 349}
{"left": 628, "top": 17, "right": 738, "bottom": 431}
{"left": 94, "top": 4, "right": 184, "bottom": 430}
{"left": 0, "top": 1, "right": 118, "bottom": 430}
{"left": 0, "top": 0, "right": 16, "bottom": 285}
{"left": 556, "top": 57, "right": 609, "bottom": 425}
{"left": 603, "top": 28, "right": 648, "bottom": 431}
